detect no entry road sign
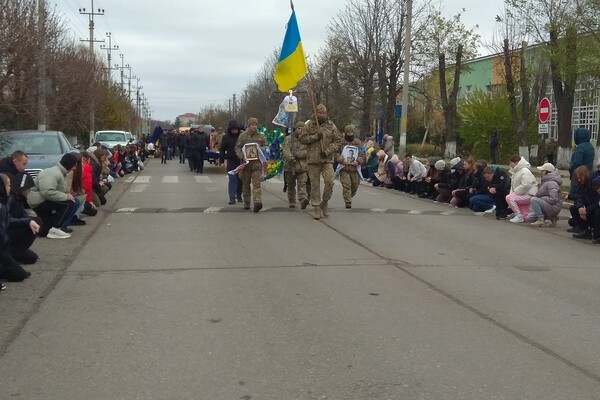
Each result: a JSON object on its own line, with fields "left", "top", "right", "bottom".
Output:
{"left": 539, "top": 97, "right": 551, "bottom": 124}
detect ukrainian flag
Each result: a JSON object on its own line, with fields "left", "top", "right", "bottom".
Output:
{"left": 274, "top": 9, "right": 308, "bottom": 92}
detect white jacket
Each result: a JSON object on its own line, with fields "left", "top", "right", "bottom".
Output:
{"left": 509, "top": 157, "right": 538, "bottom": 195}
{"left": 408, "top": 157, "right": 427, "bottom": 181}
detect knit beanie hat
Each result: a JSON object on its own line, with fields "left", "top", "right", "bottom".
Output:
{"left": 434, "top": 160, "right": 446, "bottom": 170}
{"left": 294, "top": 121, "right": 305, "bottom": 129}
{"left": 316, "top": 104, "right": 327, "bottom": 113}
{"left": 450, "top": 157, "right": 461, "bottom": 168}
{"left": 247, "top": 117, "right": 259, "bottom": 126}
{"left": 11, "top": 172, "right": 35, "bottom": 193}
{"left": 344, "top": 124, "right": 355, "bottom": 133}
{"left": 59, "top": 153, "right": 79, "bottom": 171}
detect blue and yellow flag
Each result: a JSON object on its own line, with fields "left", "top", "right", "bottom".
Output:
{"left": 274, "top": 6, "right": 308, "bottom": 92}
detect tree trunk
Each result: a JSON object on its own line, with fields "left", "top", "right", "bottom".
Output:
{"left": 439, "top": 45, "right": 462, "bottom": 158}
{"left": 549, "top": 27, "right": 577, "bottom": 170}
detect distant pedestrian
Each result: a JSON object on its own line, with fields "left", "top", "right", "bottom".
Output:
{"left": 299, "top": 104, "right": 341, "bottom": 220}
{"left": 235, "top": 117, "right": 266, "bottom": 212}
{"left": 219, "top": 120, "right": 243, "bottom": 205}
{"left": 568, "top": 127, "right": 595, "bottom": 199}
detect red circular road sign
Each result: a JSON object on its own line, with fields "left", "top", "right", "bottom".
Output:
{"left": 538, "top": 97, "right": 551, "bottom": 123}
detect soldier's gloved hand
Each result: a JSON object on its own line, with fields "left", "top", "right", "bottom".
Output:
{"left": 317, "top": 130, "right": 324, "bottom": 140}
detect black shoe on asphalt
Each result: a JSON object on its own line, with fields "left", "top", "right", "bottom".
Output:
{"left": 228, "top": 200, "right": 235, "bottom": 205}
{"left": 253, "top": 203, "right": 263, "bottom": 213}
{"left": 567, "top": 226, "right": 584, "bottom": 234}
{"left": 345, "top": 202, "right": 352, "bottom": 209}
{"left": 237, "top": 197, "right": 243, "bottom": 202}
{"left": 592, "top": 237, "right": 600, "bottom": 245}
{"left": 70, "top": 217, "right": 86, "bottom": 226}
{"left": 572, "top": 230, "right": 592, "bottom": 239}
{"left": 300, "top": 199, "right": 309, "bottom": 209}
{"left": 244, "top": 204, "right": 251, "bottom": 210}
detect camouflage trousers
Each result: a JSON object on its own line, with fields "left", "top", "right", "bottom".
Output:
{"left": 308, "top": 163, "right": 334, "bottom": 207}
{"left": 241, "top": 168, "right": 262, "bottom": 205}
{"left": 339, "top": 170, "right": 359, "bottom": 204}
{"left": 284, "top": 170, "right": 308, "bottom": 205}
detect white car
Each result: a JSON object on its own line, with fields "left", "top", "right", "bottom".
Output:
{"left": 94, "top": 130, "right": 133, "bottom": 149}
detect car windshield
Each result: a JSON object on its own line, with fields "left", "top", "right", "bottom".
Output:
{"left": 96, "top": 132, "right": 126, "bottom": 142}
{"left": 0, "top": 133, "right": 63, "bottom": 155}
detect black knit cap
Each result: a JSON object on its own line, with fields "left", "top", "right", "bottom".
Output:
{"left": 59, "top": 153, "right": 79, "bottom": 171}
{"left": 11, "top": 172, "right": 35, "bottom": 193}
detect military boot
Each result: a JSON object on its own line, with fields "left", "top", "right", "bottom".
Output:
{"left": 253, "top": 203, "right": 263, "bottom": 213}
{"left": 321, "top": 201, "right": 330, "bottom": 217}
{"left": 313, "top": 206, "right": 321, "bottom": 220}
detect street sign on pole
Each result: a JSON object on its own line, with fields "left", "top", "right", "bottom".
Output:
{"left": 538, "top": 97, "right": 551, "bottom": 124}
{"left": 538, "top": 123, "right": 549, "bottom": 135}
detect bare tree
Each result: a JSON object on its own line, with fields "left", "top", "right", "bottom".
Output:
{"left": 420, "top": 8, "right": 480, "bottom": 157}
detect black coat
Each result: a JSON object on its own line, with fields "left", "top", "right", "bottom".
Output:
{"left": 219, "top": 133, "right": 241, "bottom": 170}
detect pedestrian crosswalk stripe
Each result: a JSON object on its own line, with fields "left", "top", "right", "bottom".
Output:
{"left": 115, "top": 207, "right": 139, "bottom": 213}
{"left": 162, "top": 176, "right": 178, "bottom": 183}
{"left": 204, "top": 207, "right": 222, "bottom": 213}
{"left": 194, "top": 176, "right": 213, "bottom": 183}
{"left": 130, "top": 184, "right": 148, "bottom": 193}
{"left": 124, "top": 176, "right": 136, "bottom": 183}
{"left": 134, "top": 176, "right": 150, "bottom": 183}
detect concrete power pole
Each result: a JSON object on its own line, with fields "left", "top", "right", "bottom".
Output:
{"left": 37, "top": 0, "right": 46, "bottom": 131}
{"left": 79, "top": 0, "right": 105, "bottom": 145}
{"left": 399, "top": 0, "right": 412, "bottom": 156}
{"left": 100, "top": 32, "right": 118, "bottom": 82}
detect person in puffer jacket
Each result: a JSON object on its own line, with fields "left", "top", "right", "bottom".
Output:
{"left": 569, "top": 127, "right": 596, "bottom": 199}
{"left": 505, "top": 155, "right": 538, "bottom": 223}
{"left": 527, "top": 163, "right": 563, "bottom": 227}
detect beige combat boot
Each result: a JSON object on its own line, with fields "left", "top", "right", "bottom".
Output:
{"left": 321, "top": 201, "right": 330, "bottom": 217}
{"left": 313, "top": 206, "right": 321, "bottom": 220}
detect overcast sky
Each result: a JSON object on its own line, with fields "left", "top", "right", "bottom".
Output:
{"left": 57, "top": 0, "right": 506, "bottom": 122}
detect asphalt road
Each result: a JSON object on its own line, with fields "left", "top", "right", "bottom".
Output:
{"left": 1, "top": 158, "right": 599, "bottom": 400}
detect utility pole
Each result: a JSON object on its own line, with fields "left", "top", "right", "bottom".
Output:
{"left": 399, "top": 0, "right": 412, "bottom": 156}
{"left": 117, "top": 54, "right": 130, "bottom": 92}
{"left": 232, "top": 93, "right": 237, "bottom": 116}
{"left": 37, "top": 0, "right": 47, "bottom": 131}
{"left": 79, "top": 0, "right": 105, "bottom": 145}
{"left": 100, "top": 32, "right": 119, "bottom": 82}
{"left": 134, "top": 78, "right": 142, "bottom": 134}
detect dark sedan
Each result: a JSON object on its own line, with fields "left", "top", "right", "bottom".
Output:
{"left": 0, "top": 130, "right": 76, "bottom": 180}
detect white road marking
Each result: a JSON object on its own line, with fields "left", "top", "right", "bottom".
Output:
{"left": 162, "top": 176, "right": 178, "bottom": 183}
{"left": 134, "top": 176, "right": 151, "bottom": 183}
{"left": 115, "top": 207, "right": 138, "bottom": 213}
{"left": 408, "top": 210, "right": 422, "bottom": 215}
{"left": 371, "top": 208, "right": 387, "bottom": 213}
{"left": 194, "top": 176, "right": 213, "bottom": 183}
{"left": 130, "top": 184, "right": 148, "bottom": 193}
{"left": 204, "top": 207, "right": 222, "bottom": 213}
{"left": 124, "top": 176, "right": 136, "bottom": 183}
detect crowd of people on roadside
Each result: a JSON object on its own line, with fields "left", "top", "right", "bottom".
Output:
{"left": 155, "top": 127, "right": 225, "bottom": 174}
{"left": 0, "top": 139, "right": 148, "bottom": 291}
{"left": 360, "top": 126, "right": 600, "bottom": 244}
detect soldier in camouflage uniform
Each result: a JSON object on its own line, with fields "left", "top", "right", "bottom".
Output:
{"left": 235, "top": 117, "right": 266, "bottom": 213}
{"left": 299, "top": 104, "right": 342, "bottom": 220}
{"left": 283, "top": 121, "right": 309, "bottom": 209}
{"left": 335, "top": 124, "right": 365, "bottom": 209}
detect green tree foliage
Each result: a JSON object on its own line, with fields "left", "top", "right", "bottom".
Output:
{"left": 458, "top": 90, "right": 537, "bottom": 162}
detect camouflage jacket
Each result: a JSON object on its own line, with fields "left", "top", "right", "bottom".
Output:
{"left": 299, "top": 119, "right": 341, "bottom": 164}
{"left": 335, "top": 138, "right": 365, "bottom": 173}
{"left": 283, "top": 134, "right": 308, "bottom": 173}
{"left": 235, "top": 129, "right": 266, "bottom": 171}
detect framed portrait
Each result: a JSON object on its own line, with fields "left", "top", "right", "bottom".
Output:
{"left": 245, "top": 143, "right": 259, "bottom": 161}
{"left": 342, "top": 145, "right": 358, "bottom": 164}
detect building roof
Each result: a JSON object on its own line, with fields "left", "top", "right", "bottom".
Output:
{"left": 179, "top": 112, "right": 198, "bottom": 118}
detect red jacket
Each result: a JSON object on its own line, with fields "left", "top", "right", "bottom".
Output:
{"left": 82, "top": 160, "right": 93, "bottom": 203}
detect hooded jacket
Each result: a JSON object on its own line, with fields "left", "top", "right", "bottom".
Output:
{"left": 25, "top": 164, "right": 70, "bottom": 208}
{"left": 407, "top": 157, "right": 427, "bottom": 182}
{"left": 219, "top": 121, "right": 242, "bottom": 170}
{"left": 569, "top": 128, "right": 595, "bottom": 175}
{"left": 534, "top": 169, "right": 563, "bottom": 218}
{"left": 0, "top": 157, "right": 19, "bottom": 178}
{"left": 509, "top": 157, "right": 538, "bottom": 195}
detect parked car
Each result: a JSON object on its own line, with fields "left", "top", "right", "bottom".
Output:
{"left": 93, "top": 130, "right": 133, "bottom": 149}
{"left": 0, "top": 130, "right": 77, "bottom": 180}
